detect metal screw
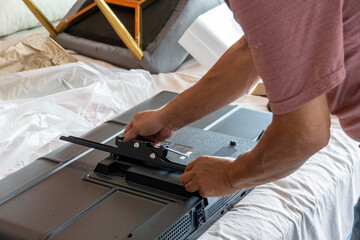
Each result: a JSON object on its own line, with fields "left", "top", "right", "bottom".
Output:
{"left": 150, "top": 153, "right": 156, "bottom": 159}
{"left": 230, "top": 140, "right": 237, "bottom": 146}
{"left": 134, "top": 142, "right": 139, "bottom": 148}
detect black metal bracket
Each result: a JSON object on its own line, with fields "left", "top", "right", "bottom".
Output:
{"left": 60, "top": 136, "right": 186, "bottom": 172}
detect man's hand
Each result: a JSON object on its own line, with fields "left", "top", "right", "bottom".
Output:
{"left": 123, "top": 36, "right": 258, "bottom": 145}
{"left": 123, "top": 110, "right": 175, "bottom": 144}
{"left": 124, "top": 37, "right": 258, "bottom": 144}
{"left": 180, "top": 156, "right": 238, "bottom": 198}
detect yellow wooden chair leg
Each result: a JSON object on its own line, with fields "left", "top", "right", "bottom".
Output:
{"left": 94, "top": 0, "right": 144, "bottom": 61}
{"left": 134, "top": 5, "right": 143, "bottom": 48}
{"left": 22, "top": 0, "right": 58, "bottom": 37}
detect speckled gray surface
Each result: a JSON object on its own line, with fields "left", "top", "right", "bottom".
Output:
{"left": 165, "top": 126, "right": 257, "bottom": 166}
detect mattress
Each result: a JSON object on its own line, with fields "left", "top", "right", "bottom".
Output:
{"left": 1, "top": 26, "right": 359, "bottom": 240}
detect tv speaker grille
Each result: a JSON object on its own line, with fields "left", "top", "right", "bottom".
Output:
{"left": 156, "top": 213, "right": 191, "bottom": 240}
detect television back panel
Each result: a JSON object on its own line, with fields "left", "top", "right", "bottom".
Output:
{"left": 0, "top": 91, "right": 272, "bottom": 240}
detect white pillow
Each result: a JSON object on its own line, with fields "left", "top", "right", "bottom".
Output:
{"left": 0, "top": 0, "right": 77, "bottom": 37}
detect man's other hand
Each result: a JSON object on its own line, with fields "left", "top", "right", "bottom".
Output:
{"left": 123, "top": 110, "right": 175, "bottom": 144}
{"left": 180, "top": 156, "right": 237, "bottom": 198}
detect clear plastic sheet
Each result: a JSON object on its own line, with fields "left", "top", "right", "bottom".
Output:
{"left": 0, "top": 62, "right": 157, "bottom": 179}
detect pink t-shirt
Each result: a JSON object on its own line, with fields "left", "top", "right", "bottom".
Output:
{"left": 226, "top": 0, "right": 360, "bottom": 141}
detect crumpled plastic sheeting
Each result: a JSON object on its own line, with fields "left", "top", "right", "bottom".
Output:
{"left": 0, "top": 62, "right": 157, "bottom": 179}
{"left": 0, "top": 34, "right": 77, "bottom": 76}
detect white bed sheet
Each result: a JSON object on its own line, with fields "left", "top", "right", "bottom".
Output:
{"left": 199, "top": 118, "right": 360, "bottom": 240}
{"left": 1, "top": 27, "right": 360, "bottom": 240}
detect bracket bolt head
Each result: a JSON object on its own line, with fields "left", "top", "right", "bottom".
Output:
{"left": 230, "top": 140, "right": 237, "bottom": 146}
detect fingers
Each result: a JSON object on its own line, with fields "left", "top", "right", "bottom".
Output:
{"left": 123, "top": 112, "right": 143, "bottom": 142}
{"left": 151, "top": 128, "right": 174, "bottom": 143}
{"left": 199, "top": 191, "right": 208, "bottom": 198}
{"left": 180, "top": 171, "right": 192, "bottom": 184}
{"left": 180, "top": 161, "right": 196, "bottom": 193}
{"left": 181, "top": 163, "right": 210, "bottom": 197}
{"left": 180, "top": 170, "right": 198, "bottom": 193}
{"left": 124, "top": 122, "right": 132, "bottom": 134}
{"left": 185, "top": 161, "right": 195, "bottom": 172}
{"left": 123, "top": 125, "right": 138, "bottom": 142}
{"left": 184, "top": 180, "right": 198, "bottom": 193}
{"left": 183, "top": 181, "right": 209, "bottom": 197}
{"left": 123, "top": 126, "right": 164, "bottom": 145}
{"left": 147, "top": 136, "right": 160, "bottom": 147}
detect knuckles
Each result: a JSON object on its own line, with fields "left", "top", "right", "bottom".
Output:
{"left": 184, "top": 184, "right": 194, "bottom": 192}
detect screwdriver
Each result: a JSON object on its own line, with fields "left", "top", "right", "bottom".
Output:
{"left": 163, "top": 146, "right": 189, "bottom": 158}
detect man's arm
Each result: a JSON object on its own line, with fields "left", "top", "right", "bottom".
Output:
{"left": 230, "top": 94, "right": 331, "bottom": 188}
{"left": 180, "top": 94, "right": 331, "bottom": 197}
{"left": 160, "top": 36, "right": 260, "bottom": 131}
{"left": 123, "top": 36, "right": 259, "bottom": 143}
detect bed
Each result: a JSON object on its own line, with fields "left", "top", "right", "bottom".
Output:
{"left": 0, "top": 3, "right": 359, "bottom": 240}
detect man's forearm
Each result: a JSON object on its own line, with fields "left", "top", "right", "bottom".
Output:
{"left": 160, "top": 36, "right": 260, "bottom": 130}
{"left": 228, "top": 95, "right": 331, "bottom": 189}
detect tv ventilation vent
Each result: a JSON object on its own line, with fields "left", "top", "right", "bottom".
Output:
{"left": 157, "top": 213, "right": 191, "bottom": 240}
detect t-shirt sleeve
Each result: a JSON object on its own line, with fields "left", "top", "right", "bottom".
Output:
{"left": 228, "top": 0, "right": 346, "bottom": 114}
